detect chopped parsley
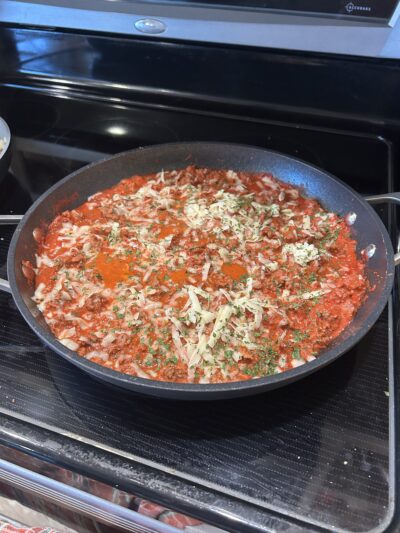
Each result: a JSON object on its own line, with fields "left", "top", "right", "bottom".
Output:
{"left": 292, "top": 347, "right": 301, "bottom": 360}
{"left": 113, "top": 305, "right": 125, "bottom": 319}
{"left": 293, "top": 330, "right": 308, "bottom": 342}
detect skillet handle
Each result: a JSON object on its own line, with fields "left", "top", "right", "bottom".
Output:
{"left": 365, "top": 193, "right": 400, "bottom": 266}
{"left": 0, "top": 214, "right": 23, "bottom": 294}
{"left": 0, "top": 215, "right": 24, "bottom": 225}
{"left": 365, "top": 192, "right": 400, "bottom": 205}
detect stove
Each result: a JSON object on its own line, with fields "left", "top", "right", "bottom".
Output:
{"left": 0, "top": 26, "right": 399, "bottom": 533}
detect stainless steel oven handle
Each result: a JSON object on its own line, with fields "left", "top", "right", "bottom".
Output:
{"left": 0, "top": 457, "right": 179, "bottom": 533}
{"left": 365, "top": 192, "right": 400, "bottom": 266}
{"left": 0, "top": 215, "right": 23, "bottom": 293}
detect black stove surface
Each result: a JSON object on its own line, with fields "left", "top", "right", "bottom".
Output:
{"left": 0, "top": 86, "right": 397, "bottom": 532}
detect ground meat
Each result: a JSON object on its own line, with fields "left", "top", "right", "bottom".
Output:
{"left": 21, "top": 260, "right": 35, "bottom": 285}
{"left": 109, "top": 334, "right": 131, "bottom": 355}
{"left": 86, "top": 294, "right": 107, "bottom": 312}
{"left": 64, "top": 252, "right": 85, "bottom": 265}
{"left": 160, "top": 365, "right": 187, "bottom": 381}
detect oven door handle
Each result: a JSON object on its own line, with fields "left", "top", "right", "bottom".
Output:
{"left": 0, "top": 457, "right": 179, "bottom": 533}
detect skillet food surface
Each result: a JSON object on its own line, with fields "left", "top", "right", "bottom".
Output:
{"left": 29, "top": 165, "right": 368, "bottom": 384}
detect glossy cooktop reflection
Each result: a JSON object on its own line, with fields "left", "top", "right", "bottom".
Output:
{"left": 0, "top": 89, "right": 395, "bottom": 532}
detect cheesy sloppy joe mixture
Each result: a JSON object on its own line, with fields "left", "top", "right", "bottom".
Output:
{"left": 31, "top": 166, "right": 368, "bottom": 383}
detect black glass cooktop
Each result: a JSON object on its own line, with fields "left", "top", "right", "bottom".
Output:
{"left": 0, "top": 86, "right": 396, "bottom": 532}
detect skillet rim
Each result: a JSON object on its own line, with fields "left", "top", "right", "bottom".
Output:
{"left": 7, "top": 142, "right": 395, "bottom": 398}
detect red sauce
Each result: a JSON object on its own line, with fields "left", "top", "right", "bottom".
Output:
{"left": 90, "top": 253, "right": 132, "bottom": 289}
{"left": 221, "top": 262, "right": 247, "bottom": 281}
{"left": 169, "top": 269, "right": 188, "bottom": 284}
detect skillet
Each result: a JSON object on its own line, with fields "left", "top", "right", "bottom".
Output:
{"left": 0, "top": 142, "right": 398, "bottom": 400}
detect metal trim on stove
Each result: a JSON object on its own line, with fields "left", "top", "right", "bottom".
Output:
{"left": 1, "top": 0, "right": 400, "bottom": 58}
{"left": 0, "top": 457, "right": 178, "bottom": 533}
